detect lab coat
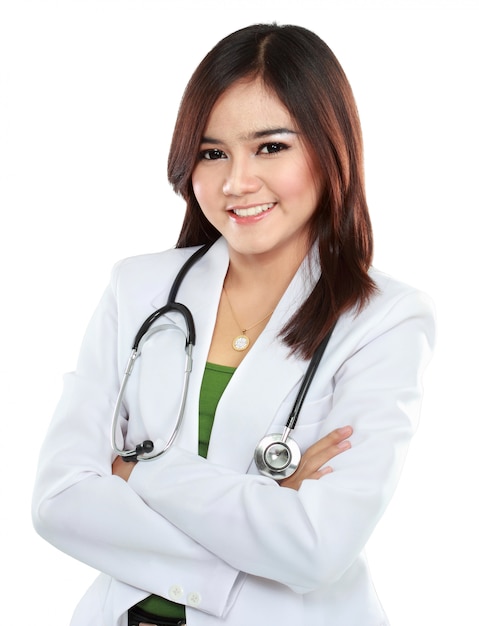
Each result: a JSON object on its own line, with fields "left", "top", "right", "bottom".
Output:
{"left": 32, "top": 237, "right": 435, "bottom": 626}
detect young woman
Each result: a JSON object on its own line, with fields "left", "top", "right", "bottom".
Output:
{"left": 32, "top": 23, "right": 435, "bottom": 626}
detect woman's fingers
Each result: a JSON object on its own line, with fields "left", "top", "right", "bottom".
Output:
{"left": 304, "top": 425, "right": 352, "bottom": 469}
{"left": 112, "top": 455, "right": 136, "bottom": 481}
{"left": 280, "top": 426, "right": 352, "bottom": 490}
{"left": 315, "top": 465, "right": 333, "bottom": 479}
{"left": 306, "top": 425, "right": 353, "bottom": 455}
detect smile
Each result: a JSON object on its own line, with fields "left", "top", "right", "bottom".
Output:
{"left": 231, "top": 203, "right": 275, "bottom": 217}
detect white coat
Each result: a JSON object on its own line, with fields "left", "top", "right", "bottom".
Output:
{"left": 32, "top": 237, "right": 435, "bottom": 626}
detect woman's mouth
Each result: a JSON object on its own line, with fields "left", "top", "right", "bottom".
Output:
{"left": 230, "top": 202, "right": 275, "bottom": 217}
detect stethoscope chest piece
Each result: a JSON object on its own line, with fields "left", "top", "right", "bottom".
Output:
{"left": 254, "top": 432, "right": 301, "bottom": 480}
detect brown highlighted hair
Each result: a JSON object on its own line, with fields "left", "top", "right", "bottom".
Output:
{"left": 168, "top": 23, "right": 376, "bottom": 359}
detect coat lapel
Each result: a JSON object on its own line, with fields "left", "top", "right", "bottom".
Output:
{"left": 206, "top": 329, "right": 304, "bottom": 473}
{"left": 207, "top": 246, "right": 320, "bottom": 473}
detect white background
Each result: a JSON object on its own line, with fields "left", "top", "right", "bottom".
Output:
{"left": 1, "top": 0, "right": 478, "bottom": 624}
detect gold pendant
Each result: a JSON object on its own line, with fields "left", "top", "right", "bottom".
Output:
{"left": 232, "top": 334, "right": 250, "bottom": 352}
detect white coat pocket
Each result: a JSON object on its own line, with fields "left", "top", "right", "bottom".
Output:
{"left": 271, "top": 392, "right": 334, "bottom": 451}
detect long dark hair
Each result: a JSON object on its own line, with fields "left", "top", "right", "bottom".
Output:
{"left": 168, "top": 23, "right": 376, "bottom": 359}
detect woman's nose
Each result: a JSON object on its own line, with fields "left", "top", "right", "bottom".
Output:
{"left": 222, "top": 157, "right": 262, "bottom": 196}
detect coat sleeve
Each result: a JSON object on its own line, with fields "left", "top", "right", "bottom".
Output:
{"left": 31, "top": 261, "right": 242, "bottom": 619}
{"left": 127, "top": 286, "right": 436, "bottom": 594}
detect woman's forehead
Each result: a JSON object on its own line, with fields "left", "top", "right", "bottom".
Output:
{"left": 203, "top": 79, "right": 296, "bottom": 140}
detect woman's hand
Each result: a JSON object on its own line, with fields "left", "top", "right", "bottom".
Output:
{"left": 280, "top": 426, "right": 352, "bottom": 490}
{"left": 112, "top": 455, "right": 137, "bottom": 481}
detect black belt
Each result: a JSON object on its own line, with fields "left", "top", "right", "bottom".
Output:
{"left": 128, "top": 606, "right": 186, "bottom": 626}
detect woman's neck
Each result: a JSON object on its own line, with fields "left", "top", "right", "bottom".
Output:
{"left": 206, "top": 246, "right": 309, "bottom": 368}
{"left": 224, "top": 244, "right": 308, "bottom": 295}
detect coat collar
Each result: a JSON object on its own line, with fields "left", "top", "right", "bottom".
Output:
{"left": 150, "top": 238, "right": 320, "bottom": 473}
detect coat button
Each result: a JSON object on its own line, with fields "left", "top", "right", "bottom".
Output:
{"left": 187, "top": 591, "right": 202, "bottom": 607}
{"left": 169, "top": 584, "right": 184, "bottom": 601}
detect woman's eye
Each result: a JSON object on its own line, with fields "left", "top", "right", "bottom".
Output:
{"left": 258, "top": 142, "right": 288, "bottom": 155}
{"left": 200, "top": 148, "right": 226, "bottom": 160}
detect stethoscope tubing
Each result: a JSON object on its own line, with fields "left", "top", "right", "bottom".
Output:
{"left": 111, "top": 323, "right": 194, "bottom": 461}
{"left": 284, "top": 324, "right": 336, "bottom": 432}
{"left": 111, "top": 245, "right": 213, "bottom": 462}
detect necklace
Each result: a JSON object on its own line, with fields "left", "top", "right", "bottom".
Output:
{"left": 223, "top": 287, "right": 274, "bottom": 352}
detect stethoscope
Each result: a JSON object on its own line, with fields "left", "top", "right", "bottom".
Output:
{"left": 111, "top": 244, "right": 334, "bottom": 481}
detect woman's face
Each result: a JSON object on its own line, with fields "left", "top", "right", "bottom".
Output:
{"left": 191, "top": 79, "right": 321, "bottom": 265}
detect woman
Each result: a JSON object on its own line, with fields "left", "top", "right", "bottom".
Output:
{"left": 32, "top": 23, "right": 435, "bottom": 626}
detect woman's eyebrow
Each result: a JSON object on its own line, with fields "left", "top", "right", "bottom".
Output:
{"left": 248, "top": 127, "right": 298, "bottom": 139}
{"left": 200, "top": 128, "right": 298, "bottom": 144}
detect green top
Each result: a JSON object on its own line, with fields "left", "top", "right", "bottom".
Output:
{"left": 135, "top": 362, "right": 235, "bottom": 619}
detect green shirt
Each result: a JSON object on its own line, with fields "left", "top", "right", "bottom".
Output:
{"left": 136, "top": 362, "right": 235, "bottom": 619}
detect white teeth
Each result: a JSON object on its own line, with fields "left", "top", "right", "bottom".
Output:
{"left": 232, "top": 203, "right": 274, "bottom": 217}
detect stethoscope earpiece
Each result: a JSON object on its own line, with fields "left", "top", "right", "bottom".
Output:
{"left": 123, "top": 440, "right": 154, "bottom": 462}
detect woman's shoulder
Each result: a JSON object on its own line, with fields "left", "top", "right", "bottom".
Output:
{"left": 364, "top": 266, "right": 436, "bottom": 329}
{"left": 369, "top": 267, "right": 433, "bottom": 305}
{"left": 330, "top": 267, "right": 437, "bottom": 361}
{"left": 105, "top": 246, "right": 204, "bottom": 303}
{"left": 115, "top": 246, "right": 202, "bottom": 273}
{"left": 114, "top": 245, "right": 203, "bottom": 282}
